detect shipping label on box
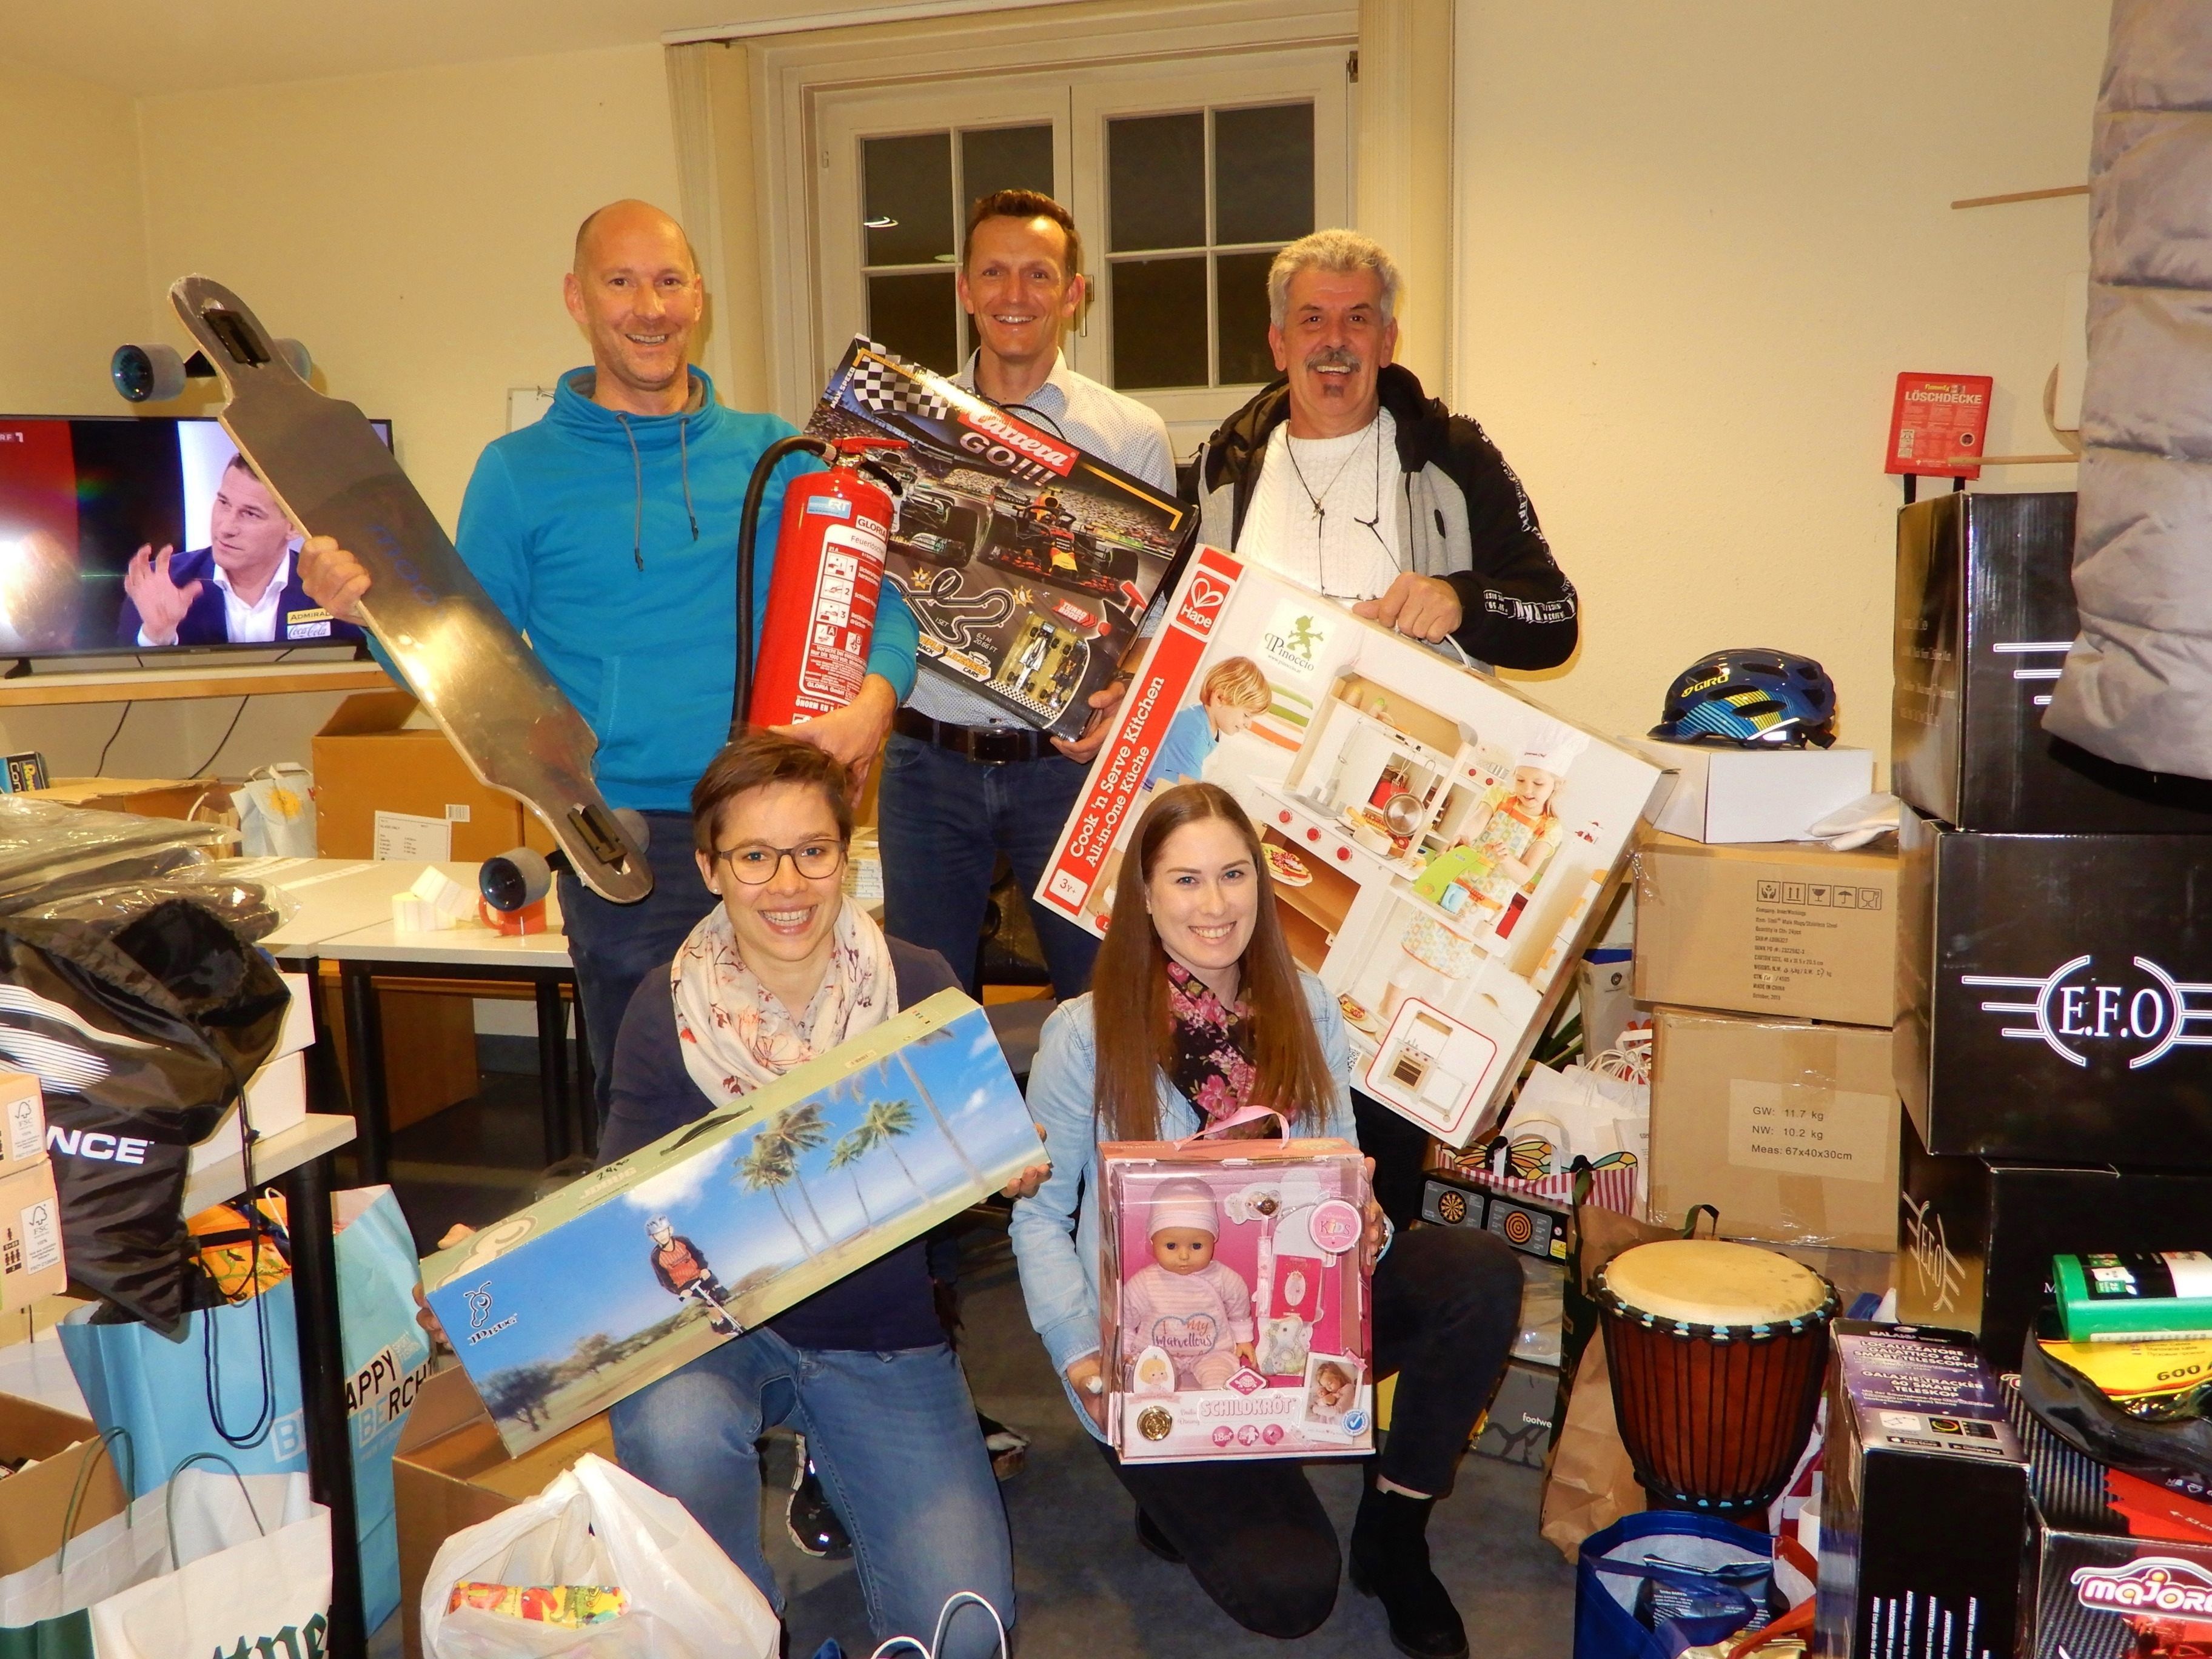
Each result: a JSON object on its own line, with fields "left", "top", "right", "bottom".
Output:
{"left": 806, "top": 337, "right": 1191, "bottom": 739}
{"left": 1633, "top": 832, "right": 1897, "bottom": 1027}
{"left": 1038, "top": 546, "right": 1666, "bottom": 1147}
{"left": 422, "top": 993, "right": 1042, "bottom": 1453}
{"left": 0, "top": 1073, "right": 44, "bottom": 1179}
{"left": 1648, "top": 1008, "right": 1897, "bottom": 1251}
{"left": 1101, "top": 1138, "right": 1372, "bottom": 1462}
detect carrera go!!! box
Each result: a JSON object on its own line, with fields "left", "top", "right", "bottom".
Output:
{"left": 1101, "top": 1134, "right": 1373, "bottom": 1462}
{"left": 807, "top": 337, "right": 1191, "bottom": 740}
{"left": 1037, "top": 546, "right": 1669, "bottom": 1146}
{"left": 423, "top": 993, "right": 1042, "bottom": 1453}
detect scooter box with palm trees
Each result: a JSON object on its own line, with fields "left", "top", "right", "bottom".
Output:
{"left": 420, "top": 991, "right": 1043, "bottom": 1453}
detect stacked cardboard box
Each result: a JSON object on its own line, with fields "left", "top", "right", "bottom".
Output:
{"left": 0, "top": 1073, "right": 67, "bottom": 1316}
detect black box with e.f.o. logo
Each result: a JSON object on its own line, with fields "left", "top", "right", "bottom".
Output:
{"left": 1892, "top": 490, "right": 2212, "bottom": 833}
{"left": 1898, "top": 807, "right": 2212, "bottom": 1167}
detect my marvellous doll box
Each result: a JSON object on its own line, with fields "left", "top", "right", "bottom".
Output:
{"left": 1100, "top": 1135, "right": 1373, "bottom": 1463}
{"left": 421, "top": 992, "right": 1042, "bottom": 1453}
{"left": 1039, "top": 545, "right": 1670, "bottom": 1147}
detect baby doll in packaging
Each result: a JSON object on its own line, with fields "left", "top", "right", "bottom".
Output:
{"left": 1120, "top": 1177, "right": 1255, "bottom": 1389}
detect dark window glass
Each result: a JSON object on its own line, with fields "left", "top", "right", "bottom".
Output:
{"left": 863, "top": 133, "right": 953, "bottom": 266}
{"left": 1111, "top": 257, "right": 1208, "bottom": 388}
{"left": 961, "top": 125, "right": 1054, "bottom": 207}
{"left": 1216, "top": 250, "right": 1280, "bottom": 384}
{"left": 1107, "top": 113, "right": 1205, "bottom": 252}
{"left": 1213, "top": 103, "right": 1314, "bottom": 246}
{"left": 868, "top": 271, "right": 958, "bottom": 374}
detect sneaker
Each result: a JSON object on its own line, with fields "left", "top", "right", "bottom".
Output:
{"left": 978, "top": 1412, "right": 1028, "bottom": 1480}
{"left": 786, "top": 1437, "right": 851, "bottom": 1559}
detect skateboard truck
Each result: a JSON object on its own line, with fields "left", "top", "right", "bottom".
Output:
{"left": 128, "top": 276, "right": 654, "bottom": 903}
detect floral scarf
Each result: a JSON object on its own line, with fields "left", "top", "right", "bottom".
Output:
{"left": 671, "top": 897, "right": 897, "bottom": 1104}
{"left": 1164, "top": 960, "right": 1261, "bottom": 1127}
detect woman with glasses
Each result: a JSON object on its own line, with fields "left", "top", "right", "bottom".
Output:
{"left": 597, "top": 728, "right": 1033, "bottom": 1659}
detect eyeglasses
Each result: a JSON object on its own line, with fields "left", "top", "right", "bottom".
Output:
{"left": 714, "top": 839, "right": 847, "bottom": 886}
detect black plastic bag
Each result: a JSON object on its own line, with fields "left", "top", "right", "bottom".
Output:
{"left": 2019, "top": 1330, "right": 2212, "bottom": 1485}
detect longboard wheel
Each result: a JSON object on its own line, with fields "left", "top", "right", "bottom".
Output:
{"left": 273, "top": 337, "right": 312, "bottom": 380}
{"left": 110, "top": 343, "right": 186, "bottom": 403}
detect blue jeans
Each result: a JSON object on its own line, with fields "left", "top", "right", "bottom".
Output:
{"left": 558, "top": 809, "right": 717, "bottom": 1122}
{"left": 609, "top": 1329, "right": 1014, "bottom": 1659}
{"left": 876, "top": 732, "right": 1099, "bottom": 999}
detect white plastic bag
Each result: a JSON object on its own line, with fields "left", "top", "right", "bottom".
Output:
{"left": 420, "top": 1453, "right": 777, "bottom": 1659}
{"left": 230, "top": 763, "right": 317, "bottom": 857}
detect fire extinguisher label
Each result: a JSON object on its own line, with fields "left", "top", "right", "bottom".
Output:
{"left": 792, "top": 523, "right": 885, "bottom": 716}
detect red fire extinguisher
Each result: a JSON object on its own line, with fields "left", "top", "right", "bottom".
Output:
{"left": 733, "top": 435, "right": 907, "bottom": 732}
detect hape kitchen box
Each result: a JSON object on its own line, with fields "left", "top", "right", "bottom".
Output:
{"left": 1036, "top": 546, "right": 1668, "bottom": 1147}
{"left": 421, "top": 992, "right": 1042, "bottom": 1453}
{"left": 1896, "top": 808, "right": 2212, "bottom": 1167}
{"left": 1892, "top": 489, "right": 2212, "bottom": 834}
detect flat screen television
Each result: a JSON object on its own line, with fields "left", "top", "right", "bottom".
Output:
{"left": 0, "top": 413, "right": 392, "bottom": 660}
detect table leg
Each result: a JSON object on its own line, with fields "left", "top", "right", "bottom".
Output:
{"left": 572, "top": 985, "right": 597, "bottom": 1161}
{"left": 535, "top": 979, "right": 569, "bottom": 1165}
{"left": 340, "top": 964, "right": 392, "bottom": 1187}
{"left": 279, "top": 1152, "right": 366, "bottom": 1659}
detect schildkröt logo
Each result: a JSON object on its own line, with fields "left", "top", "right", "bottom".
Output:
{"left": 464, "top": 1284, "right": 495, "bottom": 1328}
{"left": 1962, "top": 954, "right": 2212, "bottom": 1070}
{"left": 2073, "top": 1557, "right": 2212, "bottom": 1617}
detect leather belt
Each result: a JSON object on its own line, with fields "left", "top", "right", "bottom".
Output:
{"left": 893, "top": 707, "right": 1053, "bottom": 765}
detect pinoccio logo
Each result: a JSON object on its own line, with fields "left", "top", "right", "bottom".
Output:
{"left": 1962, "top": 954, "right": 2212, "bottom": 1070}
{"left": 2073, "top": 1558, "right": 2212, "bottom": 1617}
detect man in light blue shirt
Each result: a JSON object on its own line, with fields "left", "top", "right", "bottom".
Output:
{"left": 881, "top": 190, "right": 1174, "bottom": 999}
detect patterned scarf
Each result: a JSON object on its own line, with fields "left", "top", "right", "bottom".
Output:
{"left": 1164, "top": 959, "right": 1261, "bottom": 1128}
{"left": 671, "top": 896, "right": 897, "bottom": 1104}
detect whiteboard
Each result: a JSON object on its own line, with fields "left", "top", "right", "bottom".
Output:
{"left": 506, "top": 386, "right": 556, "bottom": 432}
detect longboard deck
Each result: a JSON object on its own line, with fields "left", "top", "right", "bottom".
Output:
{"left": 169, "top": 276, "right": 651, "bottom": 903}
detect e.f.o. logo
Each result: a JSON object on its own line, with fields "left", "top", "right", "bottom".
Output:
{"left": 1963, "top": 954, "right": 2212, "bottom": 1070}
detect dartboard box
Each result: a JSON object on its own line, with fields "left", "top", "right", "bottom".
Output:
{"left": 806, "top": 337, "right": 1191, "bottom": 739}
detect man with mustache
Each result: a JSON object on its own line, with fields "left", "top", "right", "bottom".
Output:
{"left": 1192, "top": 229, "right": 1576, "bottom": 669}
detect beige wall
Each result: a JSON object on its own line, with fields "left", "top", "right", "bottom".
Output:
{"left": 136, "top": 42, "right": 683, "bottom": 533}
{"left": 1453, "top": 1, "right": 2104, "bottom": 759}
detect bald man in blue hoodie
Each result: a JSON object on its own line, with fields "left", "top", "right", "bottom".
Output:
{"left": 303, "top": 201, "right": 918, "bottom": 1119}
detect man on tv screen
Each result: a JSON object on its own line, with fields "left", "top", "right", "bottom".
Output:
{"left": 115, "top": 453, "right": 362, "bottom": 648}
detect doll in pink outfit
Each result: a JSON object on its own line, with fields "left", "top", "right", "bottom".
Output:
{"left": 1121, "top": 1178, "right": 1256, "bottom": 1389}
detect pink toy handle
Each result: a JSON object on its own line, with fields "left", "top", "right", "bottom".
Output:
{"left": 1176, "top": 1105, "right": 1290, "bottom": 1147}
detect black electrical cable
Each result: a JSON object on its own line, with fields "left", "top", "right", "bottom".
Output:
{"left": 94, "top": 702, "right": 133, "bottom": 776}
{"left": 190, "top": 696, "right": 250, "bottom": 777}
{"left": 731, "top": 434, "right": 834, "bottom": 736}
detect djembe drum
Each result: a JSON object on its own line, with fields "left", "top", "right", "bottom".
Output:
{"left": 1596, "top": 1238, "right": 1838, "bottom": 1515}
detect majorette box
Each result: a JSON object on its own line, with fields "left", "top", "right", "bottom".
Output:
{"left": 806, "top": 337, "right": 1191, "bottom": 740}
{"left": 1892, "top": 490, "right": 2212, "bottom": 835}
{"left": 1896, "top": 1110, "right": 2212, "bottom": 1374}
{"left": 1897, "top": 807, "right": 2212, "bottom": 1167}
{"left": 1814, "top": 1321, "right": 2029, "bottom": 1659}
{"left": 421, "top": 992, "right": 1042, "bottom": 1453}
{"left": 1101, "top": 1133, "right": 1372, "bottom": 1461}
{"left": 1036, "top": 546, "right": 1668, "bottom": 1147}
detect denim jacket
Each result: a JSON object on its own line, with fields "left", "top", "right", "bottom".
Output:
{"left": 1006, "top": 973, "right": 1354, "bottom": 1441}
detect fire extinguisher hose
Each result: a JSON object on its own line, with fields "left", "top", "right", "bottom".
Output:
{"left": 732, "top": 433, "right": 835, "bottom": 736}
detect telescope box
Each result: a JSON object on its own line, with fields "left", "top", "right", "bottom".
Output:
{"left": 1815, "top": 1322, "right": 2028, "bottom": 1659}
{"left": 421, "top": 992, "right": 1042, "bottom": 1453}
{"left": 1039, "top": 546, "right": 1668, "bottom": 1147}
{"left": 806, "top": 337, "right": 1191, "bottom": 740}
{"left": 1897, "top": 809, "right": 2212, "bottom": 1167}
{"left": 1892, "top": 490, "right": 2212, "bottom": 834}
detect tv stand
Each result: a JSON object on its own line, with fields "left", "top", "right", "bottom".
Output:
{"left": 4, "top": 659, "right": 28, "bottom": 680}
{"left": 0, "top": 657, "right": 389, "bottom": 709}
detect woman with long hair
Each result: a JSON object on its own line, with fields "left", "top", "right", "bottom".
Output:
{"left": 1010, "top": 782, "right": 1523, "bottom": 1659}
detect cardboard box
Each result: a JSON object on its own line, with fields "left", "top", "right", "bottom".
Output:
{"left": 1632, "top": 831, "right": 1898, "bottom": 1027}
{"left": 27, "top": 777, "right": 232, "bottom": 821}
{"left": 1472, "top": 1357, "right": 1558, "bottom": 1468}
{"left": 0, "top": 1159, "right": 65, "bottom": 1313}
{"left": 1038, "top": 546, "right": 1668, "bottom": 1147}
{"left": 0, "top": 1392, "right": 126, "bottom": 1581}
{"left": 1647, "top": 1007, "right": 1898, "bottom": 1252}
{"left": 1815, "top": 1322, "right": 2028, "bottom": 1659}
{"left": 1630, "top": 739, "right": 1875, "bottom": 844}
{"left": 313, "top": 692, "right": 556, "bottom": 862}
{"left": 1893, "top": 489, "right": 2212, "bottom": 834}
{"left": 0, "top": 1072, "right": 44, "bottom": 1180}
{"left": 1101, "top": 1138, "right": 1372, "bottom": 1462}
{"left": 421, "top": 992, "right": 1041, "bottom": 1452}
{"left": 1897, "top": 808, "right": 2212, "bottom": 1164}
{"left": 394, "top": 1367, "right": 616, "bottom": 1659}
{"left": 1895, "top": 1110, "right": 2212, "bottom": 1371}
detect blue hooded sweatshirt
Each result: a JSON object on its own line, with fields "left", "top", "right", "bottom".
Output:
{"left": 441, "top": 367, "right": 918, "bottom": 811}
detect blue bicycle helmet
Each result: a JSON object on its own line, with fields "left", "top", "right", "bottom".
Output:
{"left": 1651, "top": 649, "right": 1838, "bottom": 748}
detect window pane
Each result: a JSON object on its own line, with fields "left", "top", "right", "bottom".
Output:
{"left": 1111, "top": 257, "right": 1208, "bottom": 389}
{"left": 1108, "top": 113, "right": 1205, "bottom": 252}
{"left": 961, "top": 125, "right": 1054, "bottom": 207}
{"left": 868, "top": 271, "right": 959, "bottom": 375}
{"left": 1214, "top": 104, "right": 1314, "bottom": 246}
{"left": 1216, "top": 250, "right": 1279, "bottom": 385}
{"left": 863, "top": 132, "right": 953, "bottom": 266}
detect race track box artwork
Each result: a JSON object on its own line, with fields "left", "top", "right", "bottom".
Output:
{"left": 1037, "top": 546, "right": 1669, "bottom": 1146}
{"left": 421, "top": 992, "right": 1042, "bottom": 1453}
{"left": 806, "top": 338, "right": 1190, "bottom": 739}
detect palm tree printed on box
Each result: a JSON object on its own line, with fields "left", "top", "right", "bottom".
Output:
{"left": 850, "top": 1096, "right": 927, "bottom": 1203}
{"left": 736, "top": 1129, "right": 817, "bottom": 1258}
